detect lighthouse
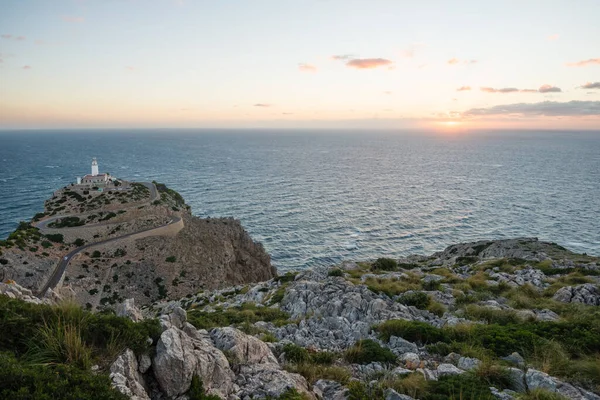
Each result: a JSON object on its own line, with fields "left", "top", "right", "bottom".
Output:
{"left": 91, "top": 157, "right": 99, "bottom": 176}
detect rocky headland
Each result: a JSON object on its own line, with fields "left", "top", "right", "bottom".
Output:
{"left": 1, "top": 234, "right": 599, "bottom": 400}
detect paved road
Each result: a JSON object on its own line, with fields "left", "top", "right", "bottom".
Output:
{"left": 35, "top": 182, "right": 159, "bottom": 230}
{"left": 36, "top": 182, "right": 168, "bottom": 297}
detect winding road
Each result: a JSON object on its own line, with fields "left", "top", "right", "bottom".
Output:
{"left": 35, "top": 182, "right": 179, "bottom": 297}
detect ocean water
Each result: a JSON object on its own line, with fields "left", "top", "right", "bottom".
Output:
{"left": 1, "top": 130, "right": 599, "bottom": 270}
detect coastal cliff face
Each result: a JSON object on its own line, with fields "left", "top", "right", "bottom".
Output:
{"left": 2, "top": 237, "right": 599, "bottom": 400}
{"left": 0, "top": 181, "right": 275, "bottom": 308}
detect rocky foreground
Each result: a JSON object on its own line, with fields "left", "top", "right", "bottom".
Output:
{"left": 2, "top": 237, "right": 600, "bottom": 400}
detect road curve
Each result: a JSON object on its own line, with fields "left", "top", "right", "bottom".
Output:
{"left": 35, "top": 182, "right": 170, "bottom": 298}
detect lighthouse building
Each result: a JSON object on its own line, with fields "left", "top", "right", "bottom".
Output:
{"left": 78, "top": 158, "right": 109, "bottom": 185}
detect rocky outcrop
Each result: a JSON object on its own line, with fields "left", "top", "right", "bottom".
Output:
{"left": 553, "top": 284, "right": 600, "bottom": 305}
{"left": 210, "top": 327, "right": 279, "bottom": 365}
{"left": 116, "top": 298, "right": 144, "bottom": 322}
{"left": 153, "top": 327, "right": 197, "bottom": 397}
{"left": 110, "top": 349, "right": 149, "bottom": 400}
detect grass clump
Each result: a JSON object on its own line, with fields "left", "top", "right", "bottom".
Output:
{"left": 516, "top": 389, "right": 569, "bottom": 400}
{"left": 377, "top": 320, "right": 449, "bottom": 344}
{"left": 188, "top": 374, "right": 221, "bottom": 400}
{"left": 344, "top": 339, "right": 396, "bottom": 364}
{"left": 187, "top": 302, "right": 290, "bottom": 330}
{"left": 397, "top": 291, "right": 430, "bottom": 309}
{"left": 328, "top": 268, "right": 344, "bottom": 277}
{"left": 283, "top": 343, "right": 310, "bottom": 363}
{"left": 372, "top": 258, "right": 398, "bottom": 271}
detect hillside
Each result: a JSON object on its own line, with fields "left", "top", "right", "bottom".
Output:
{"left": 0, "top": 181, "right": 275, "bottom": 308}
{"left": 1, "top": 237, "right": 599, "bottom": 399}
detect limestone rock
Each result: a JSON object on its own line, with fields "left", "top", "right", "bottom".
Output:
{"left": 110, "top": 349, "right": 150, "bottom": 400}
{"left": 314, "top": 379, "right": 348, "bottom": 400}
{"left": 384, "top": 388, "right": 416, "bottom": 400}
{"left": 116, "top": 298, "right": 144, "bottom": 322}
{"left": 552, "top": 284, "right": 600, "bottom": 305}
{"left": 388, "top": 336, "right": 419, "bottom": 356}
{"left": 457, "top": 356, "right": 481, "bottom": 371}
{"left": 138, "top": 354, "right": 152, "bottom": 374}
{"left": 153, "top": 327, "right": 197, "bottom": 397}
{"left": 235, "top": 363, "right": 312, "bottom": 399}
{"left": 210, "top": 327, "right": 278, "bottom": 365}
{"left": 507, "top": 367, "right": 526, "bottom": 392}
{"left": 437, "top": 363, "right": 465, "bottom": 377}
{"left": 525, "top": 369, "right": 556, "bottom": 392}
{"left": 501, "top": 352, "right": 525, "bottom": 367}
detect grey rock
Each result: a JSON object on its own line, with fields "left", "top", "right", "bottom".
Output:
{"left": 437, "top": 363, "right": 465, "bottom": 377}
{"left": 210, "top": 327, "right": 279, "bottom": 365}
{"left": 391, "top": 366, "right": 413, "bottom": 376}
{"left": 502, "top": 352, "right": 525, "bottom": 367}
{"left": 153, "top": 327, "right": 197, "bottom": 397}
{"left": 526, "top": 369, "right": 557, "bottom": 392}
{"left": 490, "top": 387, "right": 517, "bottom": 400}
{"left": 417, "top": 368, "right": 438, "bottom": 381}
{"left": 138, "top": 353, "right": 152, "bottom": 374}
{"left": 457, "top": 356, "right": 481, "bottom": 371}
{"left": 314, "top": 379, "right": 348, "bottom": 400}
{"left": 384, "top": 388, "right": 416, "bottom": 400}
{"left": 553, "top": 284, "right": 600, "bottom": 305}
{"left": 158, "top": 305, "right": 188, "bottom": 331}
{"left": 400, "top": 352, "right": 420, "bottom": 368}
{"left": 389, "top": 336, "right": 418, "bottom": 355}
{"left": 235, "top": 363, "right": 311, "bottom": 399}
{"left": 116, "top": 298, "right": 144, "bottom": 322}
{"left": 110, "top": 349, "right": 149, "bottom": 400}
{"left": 443, "top": 352, "right": 461, "bottom": 365}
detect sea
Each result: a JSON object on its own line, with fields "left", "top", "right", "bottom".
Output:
{"left": 0, "top": 130, "right": 599, "bottom": 271}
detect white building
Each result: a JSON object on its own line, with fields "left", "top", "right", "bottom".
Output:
{"left": 78, "top": 157, "right": 109, "bottom": 185}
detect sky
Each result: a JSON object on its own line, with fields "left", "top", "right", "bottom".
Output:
{"left": 1, "top": 0, "right": 599, "bottom": 131}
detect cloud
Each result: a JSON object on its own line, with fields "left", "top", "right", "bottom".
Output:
{"left": 548, "top": 34, "right": 559, "bottom": 41}
{"left": 298, "top": 63, "right": 317, "bottom": 72}
{"left": 331, "top": 54, "right": 353, "bottom": 61}
{"left": 480, "top": 85, "right": 561, "bottom": 94}
{"left": 383, "top": 91, "right": 392, "bottom": 95}
{"left": 62, "top": 16, "right": 85, "bottom": 23}
{"left": 481, "top": 87, "right": 520, "bottom": 93}
{"left": 282, "top": 112, "right": 293, "bottom": 115}
{"left": 1, "top": 34, "right": 11, "bottom": 39}
{"left": 346, "top": 58, "right": 393, "bottom": 69}
{"left": 254, "top": 103, "right": 271, "bottom": 107}
{"left": 125, "top": 66, "right": 137, "bottom": 71}
{"left": 401, "top": 43, "right": 424, "bottom": 58}
{"left": 566, "top": 58, "right": 600, "bottom": 67}
{"left": 448, "top": 58, "right": 477, "bottom": 65}
{"left": 2, "top": 34, "right": 25, "bottom": 41}
{"left": 581, "top": 82, "right": 600, "bottom": 89}
{"left": 538, "top": 84, "right": 562, "bottom": 93}
{"left": 22, "top": 65, "right": 31, "bottom": 70}
{"left": 462, "top": 101, "right": 600, "bottom": 117}
{"left": 456, "top": 86, "right": 471, "bottom": 91}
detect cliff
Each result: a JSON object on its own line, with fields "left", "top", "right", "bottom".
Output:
{"left": 0, "top": 181, "right": 275, "bottom": 308}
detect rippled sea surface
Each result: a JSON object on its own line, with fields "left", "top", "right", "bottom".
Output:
{"left": 1, "top": 130, "right": 599, "bottom": 270}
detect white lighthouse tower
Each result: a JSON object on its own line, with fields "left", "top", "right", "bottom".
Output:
{"left": 91, "top": 157, "right": 99, "bottom": 176}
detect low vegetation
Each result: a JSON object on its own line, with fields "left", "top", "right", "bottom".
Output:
{"left": 187, "top": 302, "right": 291, "bottom": 330}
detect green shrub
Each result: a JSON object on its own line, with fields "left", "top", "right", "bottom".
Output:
{"left": 344, "top": 339, "right": 396, "bottom": 364}
{"left": 328, "top": 268, "right": 344, "bottom": 277}
{"left": 41, "top": 240, "right": 53, "bottom": 248}
{"left": 187, "top": 303, "right": 290, "bottom": 330}
{"left": 188, "top": 374, "right": 221, "bottom": 400}
{"left": 165, "top": 256, "right": 176, "bottom": 263}
{"left": 422, "top": 280, "right": 442, "bottom": 291}
{"left": 372, "top": 258, "right": 398, "bottom": 271}
{"left": 346, "top": 381, "right": 384, "bottom": 400}
{"left": 283, "top": 343, "right": 310, "bottom": 363}
{"left": 0, "top": 352, "right": 128, "bottom": 400}
{"left": 74, "top": 238, "right": 85, "bottom": 246}
{"left": 517, "top": 389, "right": 570, "bottom": 400}
{"left": 377, "top": 320, "right": 449, "bottom": 344}
{"left": 311, "top": 350, "right": 337, "bottom": 365}
{"left": 397, "top": 292, "right": 431, "bottom": 309}
{"left": 274, "top": 272, "right": 297, "bottom": 283}
{"left": 91, "top": 250, "right": 101, "bottom": 258}
{"left": 45, "top": 234, "right": 64, "bottom": 243}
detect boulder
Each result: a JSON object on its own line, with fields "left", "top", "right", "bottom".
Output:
{"left": 116, "top": 298, "right": 144, "bottom": 322}
{"left": 437, "top": 363, "right": 465, "bottom": 377}
{"left": 138, "top": 354, "right": 151, "bottom": 374}
{"left": 525, "top": 369, "right": 556, "bottom": 392}
{"left": 235, "top": 363, "right": 312, "bottom": 399}
{"left": 552, "top": 284, "right": 600, "bottom": 305}
{"left": 507, "top": 367, "right": 526, "bottom": 392}
{"left": 314, "top": 379, "right": 348, "bottom": 400}
{"left": 110, "top": 349, "right": 149, "bottom": 400}
{"left": 158, "top": 306, "right": 188, "bottom": 331}
{"left": 457, "top": 356, "right": 481, "bottom": 371}
{"left": 153, "top": 328, "right": 197, "bottom": 397}
{"left": 389, "top": 336, "right": 419, "bottom": 355}
{"left": 501, "top": 352, "right": 525, "bottom": 367}
{"left": 384, "top": 388, "right": 416, "bottom": 400}
{"left": 210, "top": 327, "right": 278, "bottom": 365}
